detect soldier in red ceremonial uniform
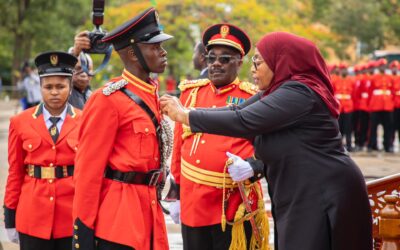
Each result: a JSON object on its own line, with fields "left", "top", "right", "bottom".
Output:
{"left": 352, "top": 64, "right": 370, "bottom": 150}
{"left": 4, "top": 51, "right": 80, "bottom": 250}
{"left": 368, "top": 58, "right": 394, "bottom": 152}
{"left": 170, "top": 24, "right": 269, "bottom": 250}
{"left": 390, "top": 60, "right": 400, "bottom": 148}
{"left": 72, "top": 8, "right": 173, "bottom": 250}
{"left": 333, "top": 63, "right": 354, "bottom": 151}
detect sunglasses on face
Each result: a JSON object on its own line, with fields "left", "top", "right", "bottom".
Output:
{"left": 251, "top": 56, "right": 264, "bottom": 70}
{"left": 205, "top": 54, "right": 240, "bottom": 64}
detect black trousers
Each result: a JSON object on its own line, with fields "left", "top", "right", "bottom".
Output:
{"left": 181, "top": 222, "right": 252, "bottom": 250}
{"left": 353, "top": 110, "right": 369, "bottom": 147}
{"left": 338, "top": 112, "right": 353, "bottom": 149}
{"left": 368, "top": 111, "right": 394, "bottom": 151}
{"left": 394, "top": 108, "right": 400, "bottom": 143}
{"left": 96, "top": 238, "right": 134, "bottom": 250}
{"left": 19, "top": 233, "right": 71, "bottom": 250}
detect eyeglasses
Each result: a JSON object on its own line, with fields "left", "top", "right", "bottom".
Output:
{"left": 205, "top": 54, "right": 240, "bottom": 64}
{"left": 251, "top": 56, "right": 264, "bottom": 70}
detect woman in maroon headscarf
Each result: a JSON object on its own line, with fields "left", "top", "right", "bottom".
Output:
{"left": 161, "top": 32, "right": 372, "bottom": 249}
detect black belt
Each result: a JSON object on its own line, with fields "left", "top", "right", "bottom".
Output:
{"left": 25, "top": 164, "right": 74, "bottom": 179}
{"left": 104, "top": 166, "right": 161, "bottom": 186}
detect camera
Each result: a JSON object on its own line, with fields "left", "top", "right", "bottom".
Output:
{"left": 83, "top": 0, "right": 111, "bottom": 54}
{"left": 85, "top": 28, "right": 110, "bottom": 54}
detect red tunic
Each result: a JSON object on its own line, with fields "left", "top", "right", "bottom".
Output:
{"left": 333, "top": 76, "right": 354, "bottom": 113}
{"left": 369, "top": 74, "right": 394, "bottom": 112}
{"left": 392, "top": 74, "right": 400, "bottom": 108}
{"left": 171, "top": 78, "right": 257, "bottom": 227}
{"left": 72, "top": 69, "right": 168, "bottom": 250}
{"left": 4, "top": 104, "right": 80, "bottom": 239}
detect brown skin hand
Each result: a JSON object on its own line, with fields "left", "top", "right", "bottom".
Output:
{"left": 207, "top": 45, "right": 242, "bottom": 88}
{"left": 40, "top": 76, "right": 71, "bottom": 116}
{"left": 117, "top": 42, "right": 168, "bottom": 82}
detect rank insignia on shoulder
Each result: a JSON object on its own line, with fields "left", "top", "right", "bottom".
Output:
{"left": 178, "top": 78, "right": 210, "bottom": 92}
{"left": 102, "top": 79, "right": 128, "bottom": 96}
{"left": 239, "top": 81, "right": 258, "bottom": 95}
{"left": 226, "top": 96, "right": 246, "bottom": 105}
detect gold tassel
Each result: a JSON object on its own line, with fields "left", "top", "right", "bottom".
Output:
{"left": 229, "top": 203, "right": 247, "bottom": 250}
{"left": 250, "top": 184, "right": 270, "bottom": 250}
{"left": 221, "top": 214, "right": 227, "bottom": 232}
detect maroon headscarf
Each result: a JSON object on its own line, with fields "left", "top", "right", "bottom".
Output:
{"left": 256, "top": 32, "right": 340, "bottom": 118}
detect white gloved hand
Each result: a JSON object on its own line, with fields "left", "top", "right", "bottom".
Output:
{"left": 226, "top": 152, "right": 254, "bottom": 182}
{"left": 169, "top": 200, "right": 181, "bottom": 224}
{"left": 6, "top": 228, "right": 19, "bottom": 244}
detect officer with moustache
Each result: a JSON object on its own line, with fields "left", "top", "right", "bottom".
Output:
{"left": 72, "top": 7, "right": 173, "bottom": 250}
{"left": 4, "top": 52, "right": 80, "bottom": 250}
{"left": 169, "top": 24, "right": 268, "bottom": 250}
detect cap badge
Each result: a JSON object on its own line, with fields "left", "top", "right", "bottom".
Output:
{"left": 50, "top": 54, "right": 58, "bottom": 66}
{"left": 220, "top": 25, "right": 230, "bottom": 38}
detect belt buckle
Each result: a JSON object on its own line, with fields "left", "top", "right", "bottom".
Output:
{"left": 41, "top": 167, "right": 55, "bottom": 179}
{"left": 148, "top": 171, "right": 161, "bottom": 186}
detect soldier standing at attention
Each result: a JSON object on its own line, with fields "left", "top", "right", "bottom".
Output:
{"left": 368, "top": 59, "right": 394, "bottom": 153}
{"left": 4, "top": 51, "right": 80, "bottom": 250}
{"left": 72, "top": 7, "right": 173, "bottom": 250}
{"left": 169, "top": 23, "right": 268, "bottom": 250}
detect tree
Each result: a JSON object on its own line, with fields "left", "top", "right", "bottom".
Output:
{"left": 0, "top": 0, "right": 90, "bottom": 85}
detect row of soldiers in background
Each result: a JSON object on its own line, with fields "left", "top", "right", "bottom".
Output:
{"left": 329, "top": 58, "right": 400, "bottom": 153}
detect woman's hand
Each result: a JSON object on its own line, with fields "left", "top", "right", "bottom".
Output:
{"left": 160, "top": 94, "right": 190, "bottom": 125}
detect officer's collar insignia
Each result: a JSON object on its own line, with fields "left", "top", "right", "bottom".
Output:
{"left": 50, "top": 54, "right": 58, "bottom": 66}
{"left": 155, "top": 11, "right": 160, "bottom": 26}
{"left": 67, "top": 104, "right": 76, "bottom": 118}
{"left": 220, "top": 25, "right": 230, "bottom": 38}
{"left": 32, "top": 103, "right": 44, "bottom": 119}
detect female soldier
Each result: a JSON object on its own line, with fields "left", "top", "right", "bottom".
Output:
{"left": 4, "top": 51, "right": 80, "bottom": 250}
{"left": 160, "top": 32, "right": 372, "bottom": 250}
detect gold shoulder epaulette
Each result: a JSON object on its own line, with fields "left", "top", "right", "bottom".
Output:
{"left": 178, "top": 79, "right": 210, "bottom": 92}
{"left": 239, "top": 81, "right": 259, "bottom": 95}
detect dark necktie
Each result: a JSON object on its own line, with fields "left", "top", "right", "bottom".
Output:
{"left": 49, "top": 117, "right": 61, "bottom": 143}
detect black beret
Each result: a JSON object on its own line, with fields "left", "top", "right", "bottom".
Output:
{"left": 202, "top": 23, "right": 251, "bottom": 56}
{"left": 102, "top": 7, "right": 173, "bottom": 51}
{"left": 34, "top": 51, "right": 77, "bottom": 77}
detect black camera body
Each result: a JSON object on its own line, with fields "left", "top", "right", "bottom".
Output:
{"left": 86, "top": 28, "right": 110, "bottom": 54}
{"left": 84, "top": 0, "right": 111, "bottom": 54}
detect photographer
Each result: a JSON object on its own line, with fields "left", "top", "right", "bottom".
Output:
{"left": 68, "top": 31, "right": 93, "bottom": 110}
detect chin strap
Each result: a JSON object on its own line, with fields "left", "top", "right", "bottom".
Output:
{"left": 131, "top": 43, "right": 150, "bottom": 73}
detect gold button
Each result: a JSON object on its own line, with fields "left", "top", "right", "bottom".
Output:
{"left": 257, "top": 173, "right": 262, "bottom": 177}
{"left": 50, "top": 196, "right": 54, "bottom": 201}
{"left": 28, "top": 144, "right": 32, "bottom": 149}
{"left": 74, "top": 225, "right": 78, "bottom": 230}
{"left": 74, "top": 147, "right": 78, "bottom": 151}
{"left": 151, "top": 200, "right": 156, "bottom": 205}
{"left": 74, "top": 235, "right": 78, "bottom": 239}
{"left": 196, "top": 159, "right": 200, "bottom": 164}
{"left": 145, "top": 128, "right": 149, "bottom": 133}
{"left": 51, "top": 146, "right": 55, "bottom": 150}
{"left": 48, "top": 179, "right": 53, "bottom": 184}
{"left": 75, "top": 243, "right": 80, "bottom": 249}
{"left": 201, "top": 140, "right": 205, "bottom": 144}
{"left": 49, "top": 163, "right": 54, "bottom": 167}
{"left": 212, "top": 105, "right": 217, "bottom": 108}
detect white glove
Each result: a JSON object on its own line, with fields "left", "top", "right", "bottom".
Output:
{"left": 169, "top": 200, "right": 181, "bottom": 224}
{"left": 226, "top": 152, "right": 254, "bottom": 182}
{"left": 6, "top": 228, "right": 19, "bottom": 244}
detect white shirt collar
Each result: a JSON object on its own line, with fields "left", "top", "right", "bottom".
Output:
{"left": 43, "top": 104, "right": 68, "bottom": 123}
